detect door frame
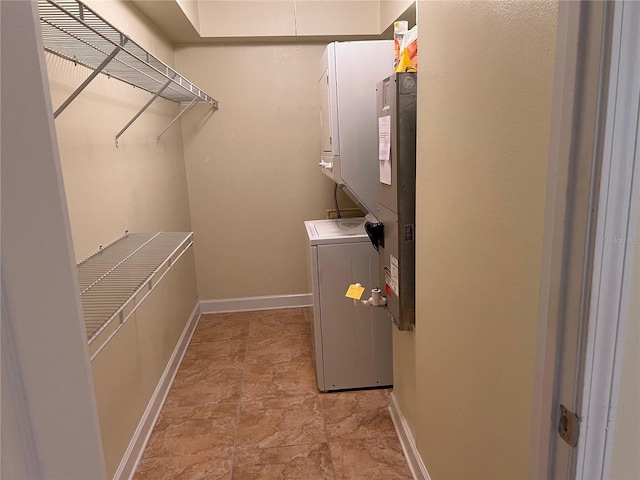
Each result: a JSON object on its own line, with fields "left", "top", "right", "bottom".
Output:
{"left": 1, "top": 2, "right": 107, "bottom": 478}
{"left": 576, "top": 1, "right": 639, "bottom": 477}
{"left": 530, "top": 1, "right": 639, "bottom": 478}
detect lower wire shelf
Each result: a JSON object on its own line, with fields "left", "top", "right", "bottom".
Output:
{"left": 77, "top": 231, "right": 193, "bottom": 360}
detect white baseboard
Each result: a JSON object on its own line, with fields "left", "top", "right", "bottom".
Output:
{"left": 389, "top": 392, "right": 431, "bottom": 480}
{"left": 200, "top": 293, "right": 313, "bottom": 314}
{"left": 114, "top": 301, "right": 201, "bottom": 480}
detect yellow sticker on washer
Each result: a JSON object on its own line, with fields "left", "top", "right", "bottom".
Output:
{"left": 345, "top": 284, "right": 365, "bottom": 300}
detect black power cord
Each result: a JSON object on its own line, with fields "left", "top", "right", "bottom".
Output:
{"left": 334, "top": 183, "right": 342, "bottom": 219}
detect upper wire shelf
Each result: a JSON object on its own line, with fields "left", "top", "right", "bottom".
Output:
{"left": 38, "top": 0, "right": 218, "bottom": 145}
{"left": 39, "top": 0, "right": 217, "bottom": 107}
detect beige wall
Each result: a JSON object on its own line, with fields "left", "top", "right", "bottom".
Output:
{"left": 45, "top": 1, "right": 200, "bottom": 476}
{"left": 392, "top": 329, "right": 417, "bottom": 438}
{"left": 86, "top": 0, "right": 175, "bottom": 66}
{"left": 46, "top": 32, "right": 190, "bottom": 262}
{"left": 380, "top": 0, "right": 415, "bottom": 32}
{"left": 175, "top": 43, "right": 353, "bottom": 300}
{"left": 610, "top": 211, "right": 640, "bottom": 479}
{"left": 176, "top": 0, "right": 201, "bottom": 31}
{"left": 92, "top": 250, "right": 197, "bottom": 478}
{"left": 392, "top": 1, "right": 557, "bottom": 478}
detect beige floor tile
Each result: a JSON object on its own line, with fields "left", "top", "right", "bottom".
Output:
{"left": 303, "top": 308, "right": 314, "bottom": 337}
{"left": 321, "top": 389, "right": 395, "bottom": 441}
{"left": 246, "top": 334, "right": 311, "bottom": 365}
{"left": 181, "top": 338, "right": 247, "bottom": 371}
{"left": 191, "top": 313, "right": 251, "bottom": 344}
{"left": 242, "top": 359, "right": 319, "bottom": 403}
{"left": 134, "top": 308, "right": 411, "bottom": 479}
{"left": 232, "top": 443, "right": 334, "bottom": 480}
{"left": 199, "top": 311, "right": 257, "bottom": 322}
{"left": 330, "top": 437, "right": 413, "bottom": 480}
{"left": 263, "top": 307, "right": 308, "bottom": 318}
{"left": 248, "top": 311, "right": 308, "bottom": 339}
{"left": 134, "top": 452, "right": 232, "bottom": 480}
{"left": 164, "top": 366, "right": 244, "bottom": 408}
{"left": 144, "top": 404, "right": 238, "bottom": 457}
{"left": 236, "top": 396, "right": 326, "bottom": 449}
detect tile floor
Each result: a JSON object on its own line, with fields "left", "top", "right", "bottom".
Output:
{"left": 134, "top": 308, "right": 412, "bottom": 480}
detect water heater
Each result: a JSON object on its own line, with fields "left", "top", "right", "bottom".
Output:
{"left": 368, "top": 72, "right": 417, "bottom": 331}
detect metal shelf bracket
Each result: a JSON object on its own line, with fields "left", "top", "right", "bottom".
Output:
{"left": 156, "top": 98, "right": 198, "bottom": 144}
{"left": 54, "top": 40, "right": 124, "bottom": 118}
{"left": 115, "top": 76, "right": 174, "bottom": 147}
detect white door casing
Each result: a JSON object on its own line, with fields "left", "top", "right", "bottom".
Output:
{"left": 576, "top": 1, "right": 640, "bottom": 477}
{"left": 530, "top": 1, "right": 611, "bottom": 476}
{"left": 530, "top": 1, "right": 639, "bottom": 478}
{"left": 1, "top": 2, "right": 107, "bottom": 478}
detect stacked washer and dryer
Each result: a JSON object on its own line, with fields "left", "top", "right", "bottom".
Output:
{"left": 305, "top": 41, "right": 394, "bottom": 392}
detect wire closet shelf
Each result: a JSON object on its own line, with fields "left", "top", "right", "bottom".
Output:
{"left": 77, "top": 232, "right": 193, "bottom": 360}
{"left": 38, "top": 0, "right": 217, "bottom": 107}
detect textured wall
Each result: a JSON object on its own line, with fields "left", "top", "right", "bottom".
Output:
{"left": 175, "top": 43, "right": 352, "bottom": 300}
{"left": 46, "top": 55, "right": 193, "bottom": 261}
{"left": 392, "top": 1, "right": 559, "bottom": 478}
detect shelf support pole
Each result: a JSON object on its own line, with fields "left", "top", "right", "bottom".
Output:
{"left": 156, "top": 98, "right": 198, "bottom": 144}
{"left": 54, "top": 44, "right": 123, "bottom": 118}
{"left": 115, "top": 77, "right": 174, "bottom": 147}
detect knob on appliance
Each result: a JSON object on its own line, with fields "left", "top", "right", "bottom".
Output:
{"left": 318, "top": 160, "right": 333, "bottom": 170}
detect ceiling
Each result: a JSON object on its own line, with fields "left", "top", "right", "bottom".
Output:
{"left": 130, "top": 0, "right": 202, "bottom": 43}
{"left": 130, "top": 0, "right": 416, "bottom": 45}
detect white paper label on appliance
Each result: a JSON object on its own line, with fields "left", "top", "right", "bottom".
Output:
{"left": 378, "top": 115, "right": 392, "bottom": 185}
{"left": 389, "top": 254, "right": 399, "bottom": 296}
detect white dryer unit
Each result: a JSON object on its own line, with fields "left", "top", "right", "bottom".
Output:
{"left": 305, "top": 218, "right": 393, "bottom": 391}
{"left": 318, "top": 40, "right": 394, "bottom": 215}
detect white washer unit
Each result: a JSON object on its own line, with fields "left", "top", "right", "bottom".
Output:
{"left": 305, "top": 218, "right": 393, "bottom": 391}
